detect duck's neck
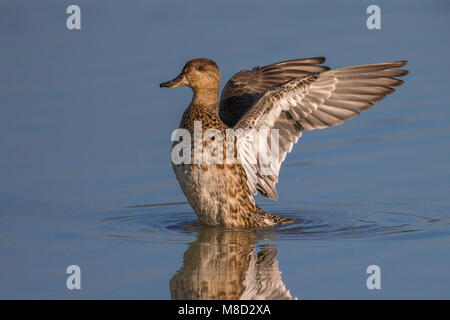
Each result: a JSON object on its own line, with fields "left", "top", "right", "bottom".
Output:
{"left": 191, "top": 87, "right": 220, "bottom": 110}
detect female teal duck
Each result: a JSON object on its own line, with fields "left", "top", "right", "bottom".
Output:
{"left": 160, "top": 57, "right": 408, "bottom": 227}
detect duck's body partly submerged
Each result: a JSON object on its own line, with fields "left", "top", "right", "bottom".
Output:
{"left": 160, "top": 57, "right": 408, "bottom": 227}
{"left": 172, "top": 83, "right": 284, "bottom": 227}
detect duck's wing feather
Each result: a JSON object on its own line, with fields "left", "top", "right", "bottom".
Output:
{"left": 234, "top": 61, "right": 408, "bottom": 200}
{"left": 219, "top": 57, "right": 330, "bottom": 127}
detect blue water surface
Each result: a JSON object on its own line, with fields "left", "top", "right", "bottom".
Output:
{"left": 0, "top": 0, "right": 449, "bottom": 299}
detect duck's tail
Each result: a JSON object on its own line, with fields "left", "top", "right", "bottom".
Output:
{"left": 255, "top": 205, "right": 295, "bottom": 227}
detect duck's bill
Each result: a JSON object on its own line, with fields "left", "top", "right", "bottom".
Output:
{"left": 159, "top": 73, "right": 187, "bottom": 88}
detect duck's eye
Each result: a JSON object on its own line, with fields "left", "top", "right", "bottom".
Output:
{"left": 197, "top": 66, "right": 205, "bottom": 71}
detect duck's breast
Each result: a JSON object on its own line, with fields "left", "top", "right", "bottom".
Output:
{"left": 173, "top": 163, "right": 227, "bottom": 225}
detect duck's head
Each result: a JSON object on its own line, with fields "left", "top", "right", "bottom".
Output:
{"left": 160, "top": 58, "right": 220, "bottom": 92}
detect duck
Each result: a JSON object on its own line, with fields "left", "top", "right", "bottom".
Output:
{"left": 160, "top": 57, "right": 408, "bottom": 227}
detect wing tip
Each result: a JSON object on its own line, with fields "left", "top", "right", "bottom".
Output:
{"left": 398, "top": 69, "right": 410, "bottom": 77}
{"left": 257, "top": 186, "right": 278, "bottom": 200}
{"left": 315, "top": 56, "right": 327, "bottom": 64}
{"left": 336, "top": 60, "right": 409, "bottom": 72}
{"left": 394, "top": 60, "right": 408, "bottom": 67}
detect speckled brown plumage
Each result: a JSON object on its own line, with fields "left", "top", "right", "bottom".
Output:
{"left": 160, "top": 57, "right": 408, "bottom": 227}
{"left": 161, "top": 58, "right": 292, "bottom": 227}
{"left": 172, "top": 81, "right": 286, "bottom": 227}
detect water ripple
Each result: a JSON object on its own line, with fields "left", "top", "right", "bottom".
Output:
{"left": 98, "top": 201, "right": 450, "bottom": 243}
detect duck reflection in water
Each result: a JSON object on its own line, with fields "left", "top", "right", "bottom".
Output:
{"left": 170, "top": 226, "right": 297, "bottom": 300}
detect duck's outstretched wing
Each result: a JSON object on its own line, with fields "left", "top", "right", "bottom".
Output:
{"left": 234, "top": 61, "right": 409, "bottom": 200}
{"left": 219, "top": 57, "right": 330, "bottom": 127}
